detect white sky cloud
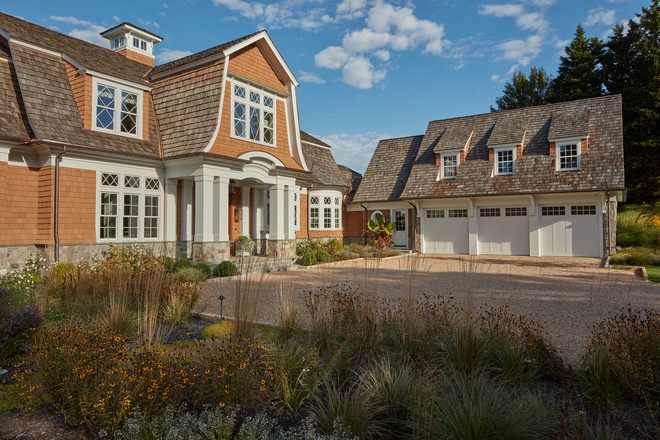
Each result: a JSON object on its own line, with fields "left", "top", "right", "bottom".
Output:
{"left": 584, "top": 7, "right": 616, "bottom": 26}
{"left": 155, "top": 48, "right": 193, "bottom": 64}
{"left": 211, "top": 0, "right": 328, "bottom": 30}
{"left": 299, "top": 70, "right": 326, "bottom": 84}
{"left": 495, "top": 34, "right": 544, "bottom": 71}
{"left": 317, "top": 131, "right": 387, "bottom": 172}
{"left": 112, "top": 16, "right": 120, "bottom": 22}
{"left": 315, "top": 0, "right": 446, "bottom": 89}
{"left": 478, "top": 4, "right": 525, "bottom": 17}
{"left": 490, "top": 74, "right": 501, "bottom": 81}
{"left": 49, "top": 15, "right": 109, "bottom": 47}
{"left": 49, "top": 15, "right": 95, "bottom": 27}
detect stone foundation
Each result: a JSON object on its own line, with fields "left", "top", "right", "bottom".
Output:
{"left": 265, "top": 239, "right": 296, "bottom": 258}
{"left": 192, "top": 242, "right": 231, "bottom": 263}
{"left": 0, "top": 244, "right": 43, "bottom": 275}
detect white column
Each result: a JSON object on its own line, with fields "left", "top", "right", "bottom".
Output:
{"left": 284, "top": 185, "right": 295, "bottom": 240}
{"left": 241, "top": 187, "right": 250, "bottom": 236}
{"left": 216, "top": 177, "right": 230, "bottom": 242}
{"left": 165, "top": 179, "right": 177, "bottom": 242}
{"left": 528, "top": 197, "right": 540, "bottom": 256}
{"left": 467, "top": 198, "right": 478, "bottom": 255}
{"left": 270, "top": 184, "right": 286, "bottom": 240}
{"left": 194, "top": 174, "right": 214, "bottom": 242}
{"left": 181, "top": 180, "right": 193, "bottom": 241}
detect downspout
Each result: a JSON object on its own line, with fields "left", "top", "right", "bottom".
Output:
{"left": 407, "top": 201, "right": 417, "bottom": 252}
{"left": 606, "top": 191, "right": 612, "bottom": 255}
{"left": 54, "top": 146, "right": 67, "bottom": 263}
{"left": 360, "top": 203, "right": 368, "bottom": 245}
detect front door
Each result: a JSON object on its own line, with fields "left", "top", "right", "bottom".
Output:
{"left": 392, "top": 209, "right": 408, "bottom": 248}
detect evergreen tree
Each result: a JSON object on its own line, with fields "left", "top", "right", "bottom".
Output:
{"left": 549, "top": 25, "right": 605, "bottom": 103}
{"left": 602, "top": 0, "right": 660, "bottom": 202}
{"left": 491, "top": 67, "right": 552, "bottom": 111}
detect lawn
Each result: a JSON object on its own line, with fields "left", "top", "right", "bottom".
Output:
{"left": 1, "top": 246, "right": 659, "bottom": 439}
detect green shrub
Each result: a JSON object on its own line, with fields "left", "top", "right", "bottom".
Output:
{"left": 324, "top": 237, "right": 344, "bottom": 255}
{"left": 159, "top": 256, "right": 175, "bottom": 272}
{"left": 300, "top": 251, "right": 318, "bottom": 266}
{"left": 616, "top": 207, "right": 660, "bottom": 248}
{"left": 609, "top": 246, "right": 660, "bottom": 266}
{"left": 194, "top": 263, "right": 213, "bottom": 280}
{"left": 577, "top": 345, "right": 627, "bottom": 408}
{"left": 217, "top": 261, "right": 238, "bottom": 277}
{"left": 176, "top": 267, "right": 209, "bottom": 282}
{"left": 316, "top": 249, "right": 332, "bottom": 263}
{"left": 173, "top": 258, "right": 193, "bottom": 272}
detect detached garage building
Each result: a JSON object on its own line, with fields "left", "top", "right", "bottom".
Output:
{"left": 346, "top": 95, "right": 624, "bottom": 258}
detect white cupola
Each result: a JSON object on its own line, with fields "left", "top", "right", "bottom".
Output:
{"left": 100, "top": 22, "right": 163, "bottom": 66}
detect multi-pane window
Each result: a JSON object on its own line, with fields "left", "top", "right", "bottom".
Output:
{"left": 558, "top": 143, "right": 579, "bottom": 170}
{"left": 123, "top": 194, "right": 139, "bottom": 238}
{"left": 95, "top": 83, "right": 140, "bottom": 137}
{"left": 541, "top": 206, "right": 566, "bottom": 216}
{"left": 496, "top": 149, "right": 514, "bottom": 175}
{"left": 293, "top": 193, "right": 298, "bottom": 227}
{"left": 442, "top": 154, "right": 458, "bottom": 178}
{"left": 505, "top": 207, "right": 527, "bottom": 217}
{"left": 232, "top": 82, "right": 275, "bottom": 145}
{"left": 144, "top": 196, "right": 159, "bottom": 238}
{"left": 309, "top": 193, "right": 341, "bottom": 229}
{"left": 480, "top": 208, "right": 501, "bottom": 217}
{"left": 426, "top": 209, "right": 444, "bottom": 218}
{"left": 99, "top": 172, "right": 160, "bottom": 241}
{"left": 448, "top": 209, "right": 468, "bottom": 218}
{"left": 571, "top": 205, "right": 596, "bottom": 215}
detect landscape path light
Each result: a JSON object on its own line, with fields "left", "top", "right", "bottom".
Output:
{"left": 218, "top": 295, "right": 225, "bottom": 321}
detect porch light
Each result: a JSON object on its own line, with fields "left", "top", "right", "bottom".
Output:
{"left": 229, "top": 180, "right": 236, "bottom": 194}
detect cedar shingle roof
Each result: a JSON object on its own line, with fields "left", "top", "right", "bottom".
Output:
{"left": 0, "top": 45, "right": 32, "bottom": 141}
{"left": 151, "top": 58, "right": 225, "bottom": 157}
{"left": 353, "top": 135, "right": 423, "bottom": 202}
{"left": 0, "top": 12, "right": 151, "bottom": 86}
{"left": 10, "top": 44, "right": 160, "bottom": 157}
{"left": 300, "top": 131, "right": 349, "bottom": 188}
{"left": 397, "top": 95, "right": 624, "bottom": 200}
{"left": 434, "top": 121, "right": 473, "bottom": 152}
{"left": 487, "top": 118, "right": 528, "bottom": 146}
{"left": 149, "top": 31, "right": 263, "bottom": 75}
{"left": 337, "top": 164, "right": 362, "bottom": 203}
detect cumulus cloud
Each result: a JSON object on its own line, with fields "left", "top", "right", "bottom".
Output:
{"left": 584, "top": 7, "right": 616, "bottom": 27}
{"left": 490, "top": 74, "right": 501, "bottom": 81}
{"left": 316, "top": 131, "right": 387, "bottom": 173}
{"left": 112, "top": 16, "right": 121, "bottom": 22}
{"left": 48, "top": 16, "right": 111, "bottom": 47}
{"left": 155, "top": 49, "right": 193, "bottom": 64}
{"left": 298, "top": 70, "right": 326, "bottom": 84}
{"left": 478, "top": 4, "right": 524, "bottom": 17}
{"left": 314, "top": 0, "right": 446, "bottom": 89}
{"left": 211, "top": 0, "right": 329, "bottom": 31}
{"left": 49, "top": 15, "right": 95, "bottom": 27}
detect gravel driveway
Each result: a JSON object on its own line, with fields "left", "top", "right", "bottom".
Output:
{"left": 199, "top": 254, "right": 660, "bottom": 365}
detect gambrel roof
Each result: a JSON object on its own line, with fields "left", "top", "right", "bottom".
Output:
{"left": 354, "top": 95, "right": 624, "bottom": 203}
{"left": 300, "top": 131, "right": 349, "bottom": 189}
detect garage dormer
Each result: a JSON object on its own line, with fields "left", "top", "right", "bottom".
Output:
{"left": 486, "top": 118, "right": 528, "bottom": 176}
{"left": 100, "top": 22, "right": 163, "bottom": 67}
{"left": 548, "top": 110, "right": 590, "bottom": 172}
{"left": 434, "top": 122, "right": 473, "bottom": 180}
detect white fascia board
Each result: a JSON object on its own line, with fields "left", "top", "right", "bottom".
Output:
{"left": 226, "top": 71, "right": 288, "bottom": 99}
{"left": 548, "top": 136, "right": 588, "bottom": 144}
{"left": 224, "top": 32, "right": 299, "bottom": 87}
{"left": 289, "top": 86, "right": 308, "bottom": 171}
{"left": 487, "top": 142, "right": 519, "bottom": 149}
{"left": 10, "top": 39, "right": 61, "bottom": 57}
{"left": 302, "top": 140, "right": 331, "bottom": 150}
{"left": 62, "top": 54, "right": 85, "bottom": 71}
{"left": 79, "top": 69, "right": 151, "bottom": 91}
{"left": 203, "top": 55, "right": 230, "bottom": 154}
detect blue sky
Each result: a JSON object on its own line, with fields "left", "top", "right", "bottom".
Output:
{"left": 3, "top": 0, "right": 647, "bottom": 173}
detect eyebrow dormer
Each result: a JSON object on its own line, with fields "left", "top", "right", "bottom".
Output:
{"left": 100, "top": 22, "right": 163, "bottom": 67}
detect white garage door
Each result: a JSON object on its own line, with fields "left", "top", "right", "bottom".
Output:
{"left": 539, "top": 205, "right": 601, "bottom": 257}
{"left": 478, "top": 207, "right": 529, "bottom": 255}
{"left": 423, "top": 208, "right": 469, "bottom": 254}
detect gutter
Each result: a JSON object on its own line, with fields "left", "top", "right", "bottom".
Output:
{"left": 407, "top": 201, "right": 417, "bottom": 252}
{"left": 606, "top": 191, "right": 612, "bottom": 256}
{"left": 54, "top": 146, "right": 67, "bottom": 262}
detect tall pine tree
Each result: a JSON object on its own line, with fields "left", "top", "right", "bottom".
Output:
{"left": 490, "top": 67, "right": 552, "bottom": 111}
{"left": 602, "top": 0, "right": 660, "bottom": 202}
{"left": 549, "top": 25, "right": 604, "bottom": 103}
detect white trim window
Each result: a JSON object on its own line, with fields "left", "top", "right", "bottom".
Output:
{"left": 495, "top": 148, "right": 515, "bottom": 175}
{"left": 557, "top": 142, "right": 580, "bottom": 171}
{"left": 98, "top": 172, "right": 161, "bottom": 241}
{"left": 309, "top": 192, "right": 341, "bottom": 230}
{"left": 293, "top": 192, "right": 299, "bottom": 230}
{"left": 93, "top": 79, "right": 142, "bottom": 138}
{"left": 442, "top": 153, "right": 459, "bottom": 179}
{"left": 232, "top": 81, "right": 275, "bottom": 146}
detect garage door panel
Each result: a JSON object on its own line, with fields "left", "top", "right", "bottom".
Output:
{"left": 540, "top": 205, "right": 600, "bottom": 257}
{"left": 477, "top": 207, "right": 529, "bottom": 256}
{"left": 423, "top": 209, "right": 469, "bottom": 254}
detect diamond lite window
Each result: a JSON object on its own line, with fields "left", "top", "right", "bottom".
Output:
{"left": 95, "top": 83, "right": 140, "bottom": 136}
{"left": 310, "top": 193, "right": 341, "bottom": 230}
{"left": 233, "top": 82, "right": 275, "bottom": 145}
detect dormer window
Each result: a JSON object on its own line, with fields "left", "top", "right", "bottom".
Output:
{"left": 93, "top": 79, "right": 142, "bottom": 138}
{"left": 112, "top": 37, "right": 126, "bottom": 50}
{"left": 495, "top": 149, "right": 515, "bottom": 175}
{"left": 442, "top": 153, "right": 459, "bottom": 179}
{"left": 232, "top": 81, "right": 275, "bottom": 146}
{"left": 557, "top": 142, "right": 580, "bottom": 171}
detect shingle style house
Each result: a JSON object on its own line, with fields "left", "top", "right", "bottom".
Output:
{"left": 0, "top": 12, "right": 350, "bottom": 273}
{"left": 348, "top": 95, "right": 625, "bottom": 257}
